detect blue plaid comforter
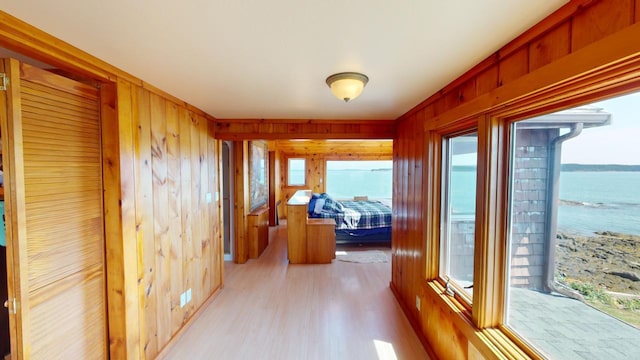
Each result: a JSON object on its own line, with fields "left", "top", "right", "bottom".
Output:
{"left": 313, "top": 200, "right": 392, "bottom": 230}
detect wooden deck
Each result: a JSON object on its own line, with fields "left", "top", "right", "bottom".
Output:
{"left": 161, "top": 222, "right": 429, "bottom": 359}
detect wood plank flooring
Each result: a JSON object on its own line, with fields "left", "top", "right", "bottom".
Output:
{"left": 161, "top": 223, "right": 429, "bottom": 360}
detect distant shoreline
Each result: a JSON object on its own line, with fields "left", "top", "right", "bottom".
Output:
{"left": 561, "top": 164, "right": 640, "bottom": 172}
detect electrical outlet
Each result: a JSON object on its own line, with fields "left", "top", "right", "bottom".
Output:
{"left": 180, "top": 292, "right": 186, "bottom": 308}
{"left": 186, "top": 288, "right": 192, "bottom": 303}
{"left": 205, "top": 192, "right": 212, "bottom": 203}
{"left": 416, "top": 295, "right": 421, "bottom": 311}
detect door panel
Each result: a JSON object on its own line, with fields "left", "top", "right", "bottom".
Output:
{"left": 1, "top": 58, "right": 107, "bottom": 359}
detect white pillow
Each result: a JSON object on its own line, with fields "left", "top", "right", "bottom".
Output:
{"left": 314, "top": 198, "right": 326, "bottom": 214}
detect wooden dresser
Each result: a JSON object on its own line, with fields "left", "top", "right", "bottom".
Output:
{"left": 286, "top": 190, "right": 335, "bottom": 264}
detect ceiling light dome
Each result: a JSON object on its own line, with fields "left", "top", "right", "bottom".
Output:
{"left": 325, "top": 72, "right": 369, "bottom": 102}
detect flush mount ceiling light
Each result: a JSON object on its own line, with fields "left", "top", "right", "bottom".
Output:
{"left": 325, "top": 72, "right": 369, "bottom": 102}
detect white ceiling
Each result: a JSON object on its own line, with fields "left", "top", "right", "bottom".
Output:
{"left": 1, "top": 1, "right": 568, "bottom": 120}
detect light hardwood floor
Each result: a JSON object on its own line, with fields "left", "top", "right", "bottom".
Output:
{"left": 162, "top": 223, "right": 429, "bottom": 360}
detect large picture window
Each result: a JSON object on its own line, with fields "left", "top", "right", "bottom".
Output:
{"left": 440, "top": 132, "right": 478, "bottom": 300}
{"left": 505, "top": 93, "right": 640, "bottom": 359}
{"left": 325, "top": 160, "right": 392, "bottom": 199}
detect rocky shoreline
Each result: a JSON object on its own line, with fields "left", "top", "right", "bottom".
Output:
{"left": 556, "top": 231, "right": 640, "bottom": 296}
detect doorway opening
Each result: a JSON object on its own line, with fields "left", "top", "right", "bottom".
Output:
{"left": 222, "top": 141, "right": 234, "bottom": 261}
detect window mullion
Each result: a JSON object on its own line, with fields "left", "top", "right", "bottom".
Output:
{"left": 473, "top": 115, "right": 508, "bottom": 328}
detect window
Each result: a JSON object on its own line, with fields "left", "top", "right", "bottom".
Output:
{"left": 287, "top": 158, "right": 306, "bottom": 186}
{"left": 505, "top": 93, "right": 640, "bottom": 359}
{"left": 325, "top": 160, "right": 392, "bottom": 199}
{"left": 440, "top": 132, "right": 478, "bottom": 300}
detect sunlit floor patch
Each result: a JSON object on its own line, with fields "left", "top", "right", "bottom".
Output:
{"left": 374, "top": 339, "right": 398, "bottom": 360}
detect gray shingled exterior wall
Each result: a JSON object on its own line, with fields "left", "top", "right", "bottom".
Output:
{"left": 509, "top": 128, "right": 557, "bottom": 290}
{"left": 448, "top": 128, "right": 557, "bottom": 291}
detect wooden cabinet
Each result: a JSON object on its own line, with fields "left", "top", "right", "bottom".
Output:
{"left": 306, "top": 219, "right": 336, "bottom": 264}
{"left": 287, "top": 192, "right": 309, "bottom": 264}
{"left": 248, "top": 207, "right": 269, "bottom": 259}
{"left": 286, "top": 190, "right": 335, "bottom": 264}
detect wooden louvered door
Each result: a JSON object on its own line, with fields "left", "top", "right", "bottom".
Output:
{"left": 0, "top": 59, "right": 107, "bottom": 359}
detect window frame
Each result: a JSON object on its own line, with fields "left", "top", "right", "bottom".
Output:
{"left": 286, "top": 157, "right": 306, "bottom": 187}
{"left": 483, "top": 90, "right": 640, "bottom": 358}
{"left": 423, "top": 36, "right": 640, "bottom": 360}
{"left": 438, "top": 130, "right": 479, "bottom": 306}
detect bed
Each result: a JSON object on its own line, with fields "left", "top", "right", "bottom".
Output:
{"left": 307, "top": 193, "right": 392, "bottom": 245}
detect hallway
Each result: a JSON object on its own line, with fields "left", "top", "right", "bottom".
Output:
{"left": 162, "top": 224, "right": 429, "bottom": 359}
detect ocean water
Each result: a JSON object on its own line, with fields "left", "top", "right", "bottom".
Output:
{"left": 558, "top": 171, "right": 640, "bottom": 236}
{"left": 293, "top": 168, "right": 640, "bottom": 236}
{"left": 447, "top": 170, "right": 640, "bottom": 236}
{"left": 325, "top": 169, "right": 393, "bottom": 199}
{"left": 289, "top": 169, "right": 393, "bottom": 199}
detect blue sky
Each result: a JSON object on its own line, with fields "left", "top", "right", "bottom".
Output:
{"left": 562, "top": 92, "right": 640, "bottom": 165}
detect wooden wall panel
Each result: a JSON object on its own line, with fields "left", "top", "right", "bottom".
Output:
{"left": 233, "top": 141, "right": 249, "bottom": 264}
{"left": 476, "top": 66, "right": 499, "bottom": 96}
{"left": 393, "top": 1, "right": 640, "bottom": 359}
{"left": 498, "top": 47, "right": 529, "bottom": 87}
{"left": 421, "top": 287, "right": 468, "bottom": 360}
{"left": 122, "top": 86, "right": 223, "bottom": 359}
{"left": 104, "top": 78, "right": 141, "bottom": 360}
{"left": 529, "top": 22, "right": 571, "bottom": 72}
{"left": 208, "top": 121, "right": 223, "bottom": 291}
{"left": 571, "top": 0, "right": 634, "bottom": 51}
{"left": 132, "top": 86, "right": 156, "bottom": 358}
{"left": 215, "top": 119, "right": 395, "bottom": 140}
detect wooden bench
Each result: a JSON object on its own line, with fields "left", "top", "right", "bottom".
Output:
{"left": 286, "top": 190, "right": 336, "bottom": 264}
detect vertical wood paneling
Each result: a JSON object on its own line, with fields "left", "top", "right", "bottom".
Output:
{"left": 476, "top": 66, "right": 499, "bottom": 96}
{"left": 165, "top": 101, "right": 183, "bottom": 334}
{"left": 179, "top": 107, "right": 194, "bottom": 318}
{"left": 127, "top": 86, "right": 222, "bottom": 358}
{"left": 198, "top": 114, "right": 210, "bottom": 301}
{"left": 134, "top": 86, "right": 157, "bottom": 358}
{"left": 392, "top": 133, "right": 400, "bottom": 287}
{"left": 412, "top": 112, "right": 424, "bottom": 292}
{"left": 529, "top": 22, "right": 571, "bottom": 72}
{"left": 150, "top": 93, "right": 171, "bottom": 346}
{"left": 571, "top": 0, "right": 634, "bottom": 51}
{"left": 190, "top": 115, "right": 203, "bottom": 299}
{"left": 208, "top": 121, "right": 223, "bottom": 291}
{"left": 498, "top": 47, "right": 529, "bottom": 86}
{"left": 193, "top": 115, "right": 205, "bottom": 303}
{"left": 233, "top": 141, "right": 248, "bottom": 263}
{"left": 105, "top": 78, "right": 141, "bottom": 360}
